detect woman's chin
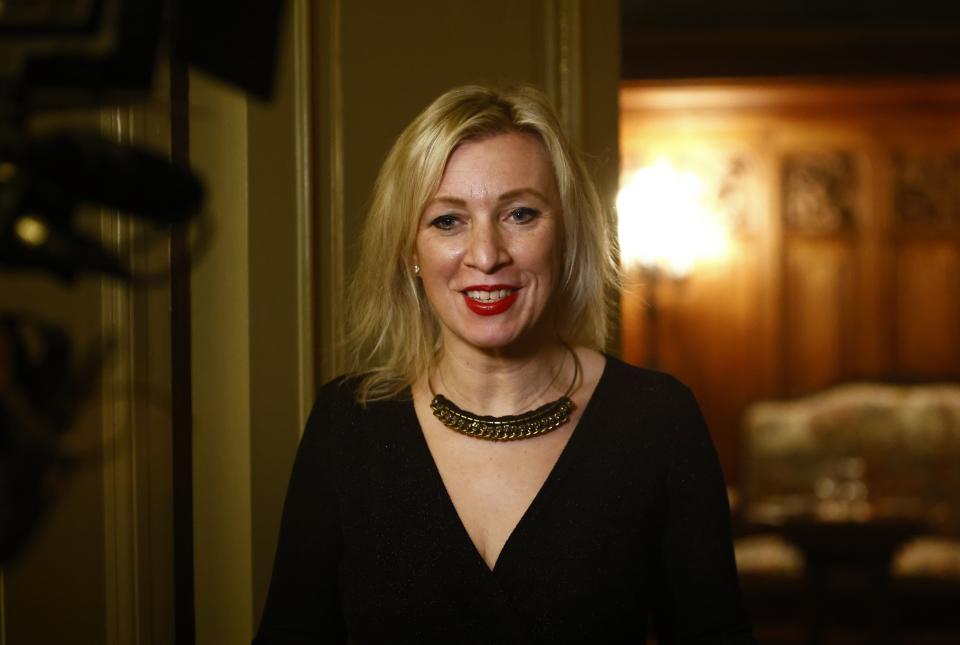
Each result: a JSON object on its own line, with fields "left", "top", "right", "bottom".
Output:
{"left": 446, "top": 320, "right": 555, "bottom": 354}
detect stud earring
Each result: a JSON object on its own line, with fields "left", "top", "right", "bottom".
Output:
{"left": 413, "top": 265, "right": 421, "bottom": 275}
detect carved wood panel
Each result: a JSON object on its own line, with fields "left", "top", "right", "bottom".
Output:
{"left": 782, "top": 151, "right": 858, "bottom": 234}
{"left": 893, "top": 151, "right": 960, "bottom": 228}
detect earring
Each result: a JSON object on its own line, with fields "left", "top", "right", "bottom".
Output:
{"left": 413, "top": 264, "right": 421, "bottom": 275}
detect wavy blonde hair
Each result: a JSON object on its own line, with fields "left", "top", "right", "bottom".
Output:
{"left": 345, "top": 84, "right": 619, "bottom": 403}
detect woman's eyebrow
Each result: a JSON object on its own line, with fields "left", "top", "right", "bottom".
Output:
{"left": 427, "top": 188, "right": 550, "bottom": 208}
{"left": 428, "top": 195, "right": 467, "bottom": 207}
{"left": 498, "top": 188, "right": 550, "bottom": 203}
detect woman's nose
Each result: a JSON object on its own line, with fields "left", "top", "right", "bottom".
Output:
{"left": 464, "top": 221, "right": 509, "bottom": 273}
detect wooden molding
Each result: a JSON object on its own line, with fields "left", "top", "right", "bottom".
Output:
{"left": 292, "top": 0, "right": 317, "bottom": 428}
{"left": 98, "top": 89, "right": 179, "bottom": 644}
{"left": 313, "top": 0, "right": 346, "bottom": 387}
{"left": 544, "top": 0, "right": 584, "bottom": 144}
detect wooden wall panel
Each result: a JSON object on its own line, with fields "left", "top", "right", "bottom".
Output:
{"left": 851, "top": 145, "right": 893, "bottom": 378}
{"left": 895, "top": 241, "right": 960, "bottom": 375}
{"left": 671, "top": 248, "right": 774, "bottom": 477}
{"left": 620, "top": 81, "right": 960, "bottom": 485}
{"left": 781, "top": 239, "right": 856, "bottom": 395}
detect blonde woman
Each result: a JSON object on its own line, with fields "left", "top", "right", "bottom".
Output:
{"left": 255, "top": 85, "right": 753, "bottom": 644}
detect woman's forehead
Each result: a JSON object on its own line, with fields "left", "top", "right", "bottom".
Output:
{"left": 431, "top": 131, "right": 559, "bottom": 203}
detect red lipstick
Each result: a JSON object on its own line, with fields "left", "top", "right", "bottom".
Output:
{"left": 462, "top": 285, "right": 519, "bottom": 316}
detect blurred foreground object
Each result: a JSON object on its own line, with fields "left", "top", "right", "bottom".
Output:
{"left": 0, "top": 128, "right": 202, "bottom": 279}
{"left": 0, "top": 314, "right": 104, "bottom": 562}
{"left": 0, "top": 0, "right": 286, "bottom": 564}
{"left": 0, "top": 0, "right": 284, "bottom": 110}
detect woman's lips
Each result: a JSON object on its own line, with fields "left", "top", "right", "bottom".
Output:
{"left": 462, "top": 285, "right": 519, "bottom": 316}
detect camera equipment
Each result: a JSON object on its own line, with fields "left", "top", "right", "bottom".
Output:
{"left": 0, "top": 0, "right": 285, "bottom": 563}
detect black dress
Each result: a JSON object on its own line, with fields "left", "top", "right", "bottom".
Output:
{"left": 254, "top": 356, "right": 755, "bottom": 644}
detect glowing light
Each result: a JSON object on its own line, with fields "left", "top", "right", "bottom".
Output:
{"left": 14, "top": 215, "right": 50, "bottom": 247}
{"left": 616, "top": 159, "right": 731, "bottom": 277}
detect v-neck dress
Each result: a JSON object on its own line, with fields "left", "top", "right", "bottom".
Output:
{"left": 254, "top": 356, "right": 755, "bottom": 644}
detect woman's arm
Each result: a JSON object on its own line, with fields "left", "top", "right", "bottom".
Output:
{"left": 652, "top": 384, "right": 755, "bottom": 645}
{"left": 254, "top": 385, "right": 349, "bottom": 644}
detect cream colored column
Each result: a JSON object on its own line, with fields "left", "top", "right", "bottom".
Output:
{"left": 189, "top": 0, "right": 316, "bottom": 642}
{"left": 188, "top": 71, "right": 255, "bottom": 645}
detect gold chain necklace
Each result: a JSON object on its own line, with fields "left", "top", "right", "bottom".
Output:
{"left": 428, "top": 347, "right": 580, "bottom": 442}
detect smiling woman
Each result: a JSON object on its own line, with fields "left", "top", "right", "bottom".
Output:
{"left": 253, "top": 85, "right": 755, "bottom": 644}
{"left": 415, "top": 131, "right": 562, "bottom": 353}
{"left": 343, "top": 85, "right": 616, "bottom": 405}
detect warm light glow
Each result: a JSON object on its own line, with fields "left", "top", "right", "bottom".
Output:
{"left": 14, "top": 215, "right": 50, "bottom": 247}
{"left": 616, "top": 159, "right": 731, "bottom": 277}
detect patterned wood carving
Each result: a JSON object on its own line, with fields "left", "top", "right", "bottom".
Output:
{"left": 688, "top": 149, "right": 755, "bottom": 233}
{"left": 782, "top": 151, "right": 857, "bottom": 233}
{"left": 892, "top": 151, "right": 960, "bottom": 228}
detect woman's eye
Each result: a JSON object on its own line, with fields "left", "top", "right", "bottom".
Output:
{"left": 430, "top": 214, "right": 459, "bottom": 230}
{"left": 509, "top": 207, "right": 539, "bottom": 223}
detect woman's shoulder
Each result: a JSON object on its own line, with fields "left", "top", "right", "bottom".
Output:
{"left": 301, "top": 374, "right": 373, "bottom": 440}
{"left": 306, "top": 374, "right": 361, "bottom": 416}
{"left": 306, "top": 373, "right": 411, "bottom": 434}
{"left": 572, "top": 353, "right": 701, "bottom": 438}
{"left": 599, "top": 354, "right": 693, "bottom": 400}
{"left": 316, "top": 372, "right": 364, "bottom": 401}
{"left": 592, "top": 357, "right": 709, "bottom": 456}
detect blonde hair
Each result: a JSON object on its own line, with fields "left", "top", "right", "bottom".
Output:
{"left": 345, "top": 84, "right": 619, "bottom": 403}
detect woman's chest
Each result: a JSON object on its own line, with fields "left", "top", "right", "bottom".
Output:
{"left": 424, "top": 424, "right": 574, "bottom": 570}
{"left": 334, "top": 410, "right": 665, "bottom": 577}
{"left": 334, "top": 424, "right": 664, "bottom": 642}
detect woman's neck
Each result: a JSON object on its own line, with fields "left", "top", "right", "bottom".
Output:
{"left": 430, "top": 339, "right": 574, "bottom": 417}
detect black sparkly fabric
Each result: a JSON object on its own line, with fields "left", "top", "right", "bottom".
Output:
{"left": 254, "top": 356, "right": 755, "bottom": 645}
